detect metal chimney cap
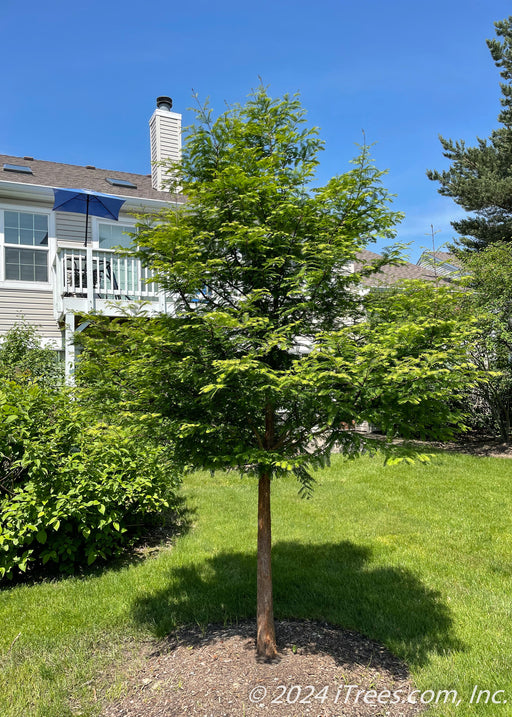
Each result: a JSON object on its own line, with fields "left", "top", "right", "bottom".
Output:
{"left": 156, "top": 96, "right": 173, "bottom": 111}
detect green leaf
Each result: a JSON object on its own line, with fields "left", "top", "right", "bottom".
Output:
{"left": 36, "top": 529, "right": 47, "bottom": 544}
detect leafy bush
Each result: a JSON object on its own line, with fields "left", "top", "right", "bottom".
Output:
{"left": 0, "top": 381, "right": 179, "bottom": 579}
{"left": 0, "top": 321, "right": 63, "bottom": 387}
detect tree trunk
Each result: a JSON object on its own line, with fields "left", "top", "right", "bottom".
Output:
{"left": 256, "top": 470, "right": 277, "bottom": 659}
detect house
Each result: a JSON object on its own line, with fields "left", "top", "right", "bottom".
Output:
{"left": 0, "top": 97, "right": 184, "bottom": 380}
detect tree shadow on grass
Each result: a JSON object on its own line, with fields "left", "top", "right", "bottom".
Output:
{"left": 131, "top": 540, "right": 464, "bottom": 668}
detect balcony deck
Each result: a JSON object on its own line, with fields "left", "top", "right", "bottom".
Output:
{"left": 54, "top": 246, "right": 172, "bottom": 318}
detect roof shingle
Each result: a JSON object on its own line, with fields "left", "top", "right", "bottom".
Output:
{"left": 356, "top": 248, "right": 441, "bottom": 285}
{"left": 0, "top": 153, "right": 184, "bottom": 203}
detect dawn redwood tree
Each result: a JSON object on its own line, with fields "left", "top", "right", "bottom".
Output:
{"left": 427, "top": 16, "right": 512, "bottom": 252}
{"left": 78, "top": 87, "right": 482, "bottom": 659}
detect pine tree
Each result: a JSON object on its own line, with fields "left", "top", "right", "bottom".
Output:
{"left": 427, "top": 17, "right": 512, "bottom": 252}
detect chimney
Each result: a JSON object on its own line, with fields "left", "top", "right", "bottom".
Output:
{"left": 149, "top": 96, "right": 182, "bottom": 191}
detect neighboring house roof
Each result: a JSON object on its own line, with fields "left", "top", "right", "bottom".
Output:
{"left": 422, "top": 250, "right": 459, "bottom": 263}
{"left": 356, "top": 248, "right": 440, "bottom": 286}
{"left": 416, "top": 250, "right": 463, "bottom": 276}
{"left": 0, "top": 153, "right": 184, "bottom": 204}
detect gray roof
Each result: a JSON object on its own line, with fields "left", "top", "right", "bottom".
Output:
{"left": 356, "top": 248, "right": 441, "bottom": 286}
{"left": 0, "top": 153, "right": 184, "bottom": 203}
{"left": 418, "top": 250, "right": 460, "bottom": 264}
{"left": 416, "top": 250, "right": 464, "bottom": 277}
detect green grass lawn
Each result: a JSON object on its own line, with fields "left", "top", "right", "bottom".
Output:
{"left": 1, "top": 451, "right": 511, "bottom": 716}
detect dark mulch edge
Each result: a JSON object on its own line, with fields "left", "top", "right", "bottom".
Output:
{"left": 374, "top": 435, "right": 512, "bottom": 459}
{"left": 102, "top": 619, "right": 426, "bottom": 717}
{"left": 429, "top": 438, "right": 512, "bottom": 458}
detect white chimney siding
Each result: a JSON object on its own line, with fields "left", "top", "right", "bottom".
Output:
{"left": 149, "top": 99, "right": 182, "bottom": 191}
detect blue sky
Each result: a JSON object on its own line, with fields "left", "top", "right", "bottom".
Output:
{"left": 2, "top": 0, "right": 511, "bottom": 261}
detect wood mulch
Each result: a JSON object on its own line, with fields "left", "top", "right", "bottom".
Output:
{"left": 102, "top": 620, "right": 425, "bottom": 717}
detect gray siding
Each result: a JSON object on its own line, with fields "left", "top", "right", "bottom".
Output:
{"left": 0, "top": 288, "right": 61, "bottom": 341}
{"left": 55, "top": 212, "right": 92, "bottom": 244}
{"left": 0, "top": 195, "right": 51, "bottom": 210}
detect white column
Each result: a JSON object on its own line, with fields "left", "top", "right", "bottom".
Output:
{"left": 64, "top": 313, "right": 75, "bottom": 385}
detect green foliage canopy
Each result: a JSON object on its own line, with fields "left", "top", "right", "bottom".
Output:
{"left": 78, "top": 87, "right": 482, "bottom": 489}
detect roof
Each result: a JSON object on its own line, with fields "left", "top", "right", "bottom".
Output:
{"left": 0, "top": 153, "right": 184, "bottom": 203}
{"left": 416, "top": 250, "right": 464, "bottom": 277}
{"left": 418, "top": 250, "right": 460, "bottom": 264}
{"left": 356, "top": 248, "right": 441, "bottom": 286}
{"left": 417, "top": 249, "right": 461, "bottom": 266}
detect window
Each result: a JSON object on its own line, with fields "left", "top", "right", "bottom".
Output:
{"left": 3, "top": 211, "right": 49, "bottom": 282}
{"left": 98, "top": 223, "right": 134, "bottom": 249}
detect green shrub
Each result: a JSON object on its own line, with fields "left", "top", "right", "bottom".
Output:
{"left": 0, "top": 321, "right": 63, "bottom": 387}
{"left": 0, "top": 381, "right": 179, "bottom": 579}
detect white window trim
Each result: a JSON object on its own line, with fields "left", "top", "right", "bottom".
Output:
{"left": 0, "top": 202, "right": 55, "bottom": 290}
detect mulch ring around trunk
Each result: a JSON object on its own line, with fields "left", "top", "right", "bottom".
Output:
{"left": 102, "top": 619, "right": 426, "bottom": 717}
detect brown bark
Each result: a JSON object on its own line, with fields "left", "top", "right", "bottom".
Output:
{"left": 256, "top": 470, "right": 277, "bottom": 659}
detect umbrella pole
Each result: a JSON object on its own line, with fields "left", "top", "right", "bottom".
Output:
{"left": 84, "top": 195, "right": 90, "bottom": 247}
{"left": 85, "top": 194, "right": 94, "bottom": 304}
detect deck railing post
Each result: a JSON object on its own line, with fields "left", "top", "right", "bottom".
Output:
{"left": 64, "top": 312, "right": 75, "bottom": 385}
{"left": 53, "top": 251, "right": 63, "bottom": 318}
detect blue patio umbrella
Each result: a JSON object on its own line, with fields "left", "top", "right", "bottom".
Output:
{"left": 52, "top": 188, "right": 127, "bottom": 246}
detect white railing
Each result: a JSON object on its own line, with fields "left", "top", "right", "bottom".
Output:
{"left": 56, "top": 247, "right": 160, "bottom": 301}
